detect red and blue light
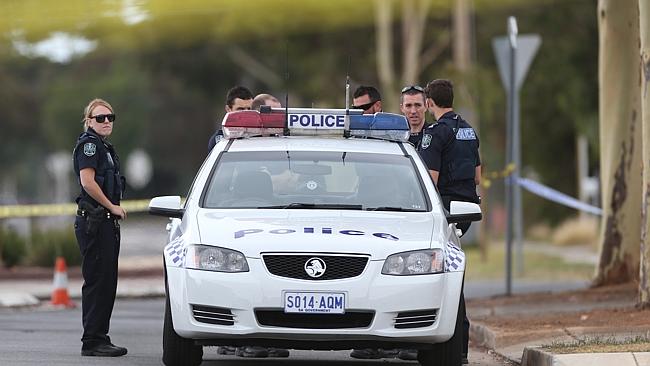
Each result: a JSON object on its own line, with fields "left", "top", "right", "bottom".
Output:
{"left": 222, "top": 108, "right": 410, "bottom": 141}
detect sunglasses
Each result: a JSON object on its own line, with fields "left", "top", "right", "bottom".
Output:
{"left": 351, "top": 101, "right": 377, "bottom": 111}
{"left": 90, "top": 114, "right": 116, "bottom": 123}
{"left": 401, "top": 85, "right": 425, "bottom": 94}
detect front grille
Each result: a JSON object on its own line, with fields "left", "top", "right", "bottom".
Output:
{"left": 394, "top": 309, "right": 437, "bottom": 329}
{"left": 192, "top": 304, "right": 235, "bottom": 326}
{"left": 263, "top": 254, "right": 368, "bottom": 280}
{"left": 255, "top": 309, "right": 374, "bottom": 329}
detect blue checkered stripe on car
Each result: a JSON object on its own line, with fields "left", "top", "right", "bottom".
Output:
{"left": 165, "top": 241, "right": 186, "bottom": 267}
{"left": 445, "top": 243, "right": 465, "bottom": 272}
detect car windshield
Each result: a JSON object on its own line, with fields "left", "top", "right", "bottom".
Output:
{"left": 202, "top": 151, "right": 429, "bottom": 211}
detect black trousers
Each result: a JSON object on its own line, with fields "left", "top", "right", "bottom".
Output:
{"left": 74, "top": 215, "right": 120, "bottom": 349}
{"left": 441, "top": 195, "right": 471, "bottom": 355}
{"left": 461, "top": 286, "right": 469, "bottom": 355}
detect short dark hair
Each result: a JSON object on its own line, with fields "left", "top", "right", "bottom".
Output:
{"left": 353, "top": 86, "right": 381, "bottom": 101}
{"left": 399, "top": 86, "right": 425, "bottom": 104}
{"left": 425, "top": 79, "right": 454, "bottom": 108}
{"left": 226, "top": 86, "right": 254, "bottom": 108}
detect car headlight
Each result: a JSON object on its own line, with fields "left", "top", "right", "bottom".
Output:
{"left": 185, "top": 244, "right": 249, "bottom": 272}
{"left": 381, "top": 249, "right": 444, "bottom": 275}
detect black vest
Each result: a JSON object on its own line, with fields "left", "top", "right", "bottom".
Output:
{"left": 409, "top": 131, "right": 423, "bottom": 148}
{"left": 73, "top": 129, "right": 124, "bottom": 206}
{"left": 436, "top": 112, "right": 479, "bottom": 202}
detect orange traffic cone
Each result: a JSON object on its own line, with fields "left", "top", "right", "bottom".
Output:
{"left": 50, "top": 257, "right": 76, "bottom": 308}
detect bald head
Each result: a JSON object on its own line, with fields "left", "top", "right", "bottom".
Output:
{"left": 252, "top": 94, "right": 281, "bottom": 110}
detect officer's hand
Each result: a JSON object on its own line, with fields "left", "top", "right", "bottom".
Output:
{"left": 110, "top": 204, "right": 127, "bottom": 220}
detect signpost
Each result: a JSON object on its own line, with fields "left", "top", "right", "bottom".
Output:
{"left": 492, "top": 17, "right": 540, "bottom": 295}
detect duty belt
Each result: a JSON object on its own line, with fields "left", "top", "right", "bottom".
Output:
{"left": 77, "top": 209, "right": 117, "bottom": 220}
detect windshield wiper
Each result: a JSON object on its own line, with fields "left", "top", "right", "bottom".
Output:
{"left": 262, "top": 203, "right": 363, "bottom": 210}
{"left": 365, "top": 206, "right": 425, "bottom": 212}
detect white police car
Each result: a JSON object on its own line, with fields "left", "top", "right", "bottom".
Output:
{"left": 149, "top": 108, "right": 482, "bottom": 366}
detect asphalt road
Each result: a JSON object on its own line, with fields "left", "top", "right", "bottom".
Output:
{"left": 0, "top": 298, "right": 510, "bottom": 366}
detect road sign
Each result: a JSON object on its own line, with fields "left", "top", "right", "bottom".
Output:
{"left": 493, "top": 34, "right": 541, "bottom": 92}
{"left": 493, "top": 18, "right": 541, "bottom": 296}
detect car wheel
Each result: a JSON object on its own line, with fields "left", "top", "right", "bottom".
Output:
{"left": 417, "top": 293, "right": 464, "bottom": 366}
{"left": 162, "top": 267, "right": 203, "bottom": 366}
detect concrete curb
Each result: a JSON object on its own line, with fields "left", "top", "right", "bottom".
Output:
{"left": 472, "top": 323, "right": 650, "bottom": 366}
{"left": 0, "top": 276, "right": 164, "bottom": 309}
{"left": 521, "top": 347, "right": 555, "bottom": 366}
{"left": 0, "top": 257, "right": 164, "bottom": 308}
{"left": 469, "top": 319, "right": 650, "bottom": 366}
{"left": 521, "top": 347, "right": 650, "bottom": 366}
{"left": 0, "top": 292, "right": 40, "bottom": 307}
{"left": 470, "top": 322, "right": 497, "bottom": 349}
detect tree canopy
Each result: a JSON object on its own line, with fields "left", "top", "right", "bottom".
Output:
{"left": 0, "top": 0, "right": 598, "bottom": 232}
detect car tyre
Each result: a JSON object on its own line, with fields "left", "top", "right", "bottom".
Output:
{"left": 417, "top": 293, "right": 464, "bottom": 366}
{"left": 162, "top": 266, "right": 203, "bottom": 366}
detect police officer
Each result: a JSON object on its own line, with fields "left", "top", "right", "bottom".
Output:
{"left": 420, "top": 79, "right": 481, "bottom": 217}
{"left": 398, "top": 85, "right": 428, "bottom": 147}
{"left": 252, "top": 93, "right": 282, "bottom": 110}
{"left": 420, "top": 79, "right": 481, "bottom": 365}
{"left": 208, "top": 86, "right": 254, "bottom": 152}
{"left": 73, "top": 98, "right": 127, "bottom": 357}
{"left": 352, "top": 85, "right": 382, "bottom": 114}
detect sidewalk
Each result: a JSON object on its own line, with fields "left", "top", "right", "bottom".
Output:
{"left": 468, "top": 282, "right": 650, "bottom": 366}
{"left": 0, "top": 255, "right": 164, "bottom": 307}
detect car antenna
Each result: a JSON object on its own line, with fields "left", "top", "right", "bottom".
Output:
{"left": 284, "top": 41, "right": 290, "bottom": 136}
{"left": 344, "top": 55, "right": 351, "bottom": 138}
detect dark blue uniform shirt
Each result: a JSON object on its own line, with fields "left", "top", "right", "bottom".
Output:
{"left": 418, "top": 111, "right": 480, "bottom": 203}
{"left": 73, "top": 128, "right": 124, "bottom": 206}
{"left": 208, "top": 129, "right": 224, "bottom": 152}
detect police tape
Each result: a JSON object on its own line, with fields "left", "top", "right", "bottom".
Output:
{"left": 481, "top": 163, "right": 516, "bottom": 188}
{"left": 479, "top": 165, "right": 602, "bottom": 215}
{"left": 515, "top": 177, "right": 602, "bottom": 215}
{"left": 0, "top": 200, "right": 151, "bottom": 219}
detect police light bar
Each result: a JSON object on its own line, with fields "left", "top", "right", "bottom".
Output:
{"left": 222, "top": 108, "right": 410, "bottom": 142}
{"left": 222, "top": 110, "right": 285, "bottom": 139}
{"left": 349, "top": 113, "right": 410, "bottom": 141}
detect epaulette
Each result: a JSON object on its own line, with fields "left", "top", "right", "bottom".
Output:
{"left": 77, "top": 131, "right": 99, "bottom": 142}
{"left": 424, "top": 123, "right": 440, "bottom": 131}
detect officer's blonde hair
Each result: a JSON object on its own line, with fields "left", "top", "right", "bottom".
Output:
{"left": 82, "top": 98, "right": 114, "bottom": 131}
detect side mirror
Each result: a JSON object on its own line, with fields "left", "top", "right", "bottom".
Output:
{"left": 149, "top": 196, "right": 184, "bottom": 219}
{"left": 446, "top": 201, "right": 482, "bottom": 224}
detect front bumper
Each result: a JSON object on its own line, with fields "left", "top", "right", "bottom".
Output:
{"left": 167, "top": 258, "right": 464, "bottom": 349}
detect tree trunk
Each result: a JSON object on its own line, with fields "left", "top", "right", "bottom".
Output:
{"left": 595, "top": 0, "right": 642, "bottom": 286}
{"left": 401, "top": 0, "right": 430, "bottom": 86}
{"left": 375, "top": 0, "right": 397, "bottom": 112}
{"left": 639, "top": 0, "right": 650, "bottom": 307}
{"left": 453, "top": 0, "right": 471, "bottom": 73}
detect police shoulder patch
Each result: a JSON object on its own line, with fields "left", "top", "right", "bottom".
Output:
{"left": 421, "top": 134, "right": 432, "bottom": 149}
{"left": 83, "top": 142, "right": 96, "bottom": 157}
{"left": 456, "top": 128, "right": 477, "bottom": 140}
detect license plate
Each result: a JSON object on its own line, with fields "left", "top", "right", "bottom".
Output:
{"left": 283, "top": 292, "right": 346, "bottom": 314}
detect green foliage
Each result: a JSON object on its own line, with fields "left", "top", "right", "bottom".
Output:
{"left": 473, "top": 0, "right": 598, "bottom": 225}
{"left": 0, "top": 0, "right": 599, "bottom": 227}
{"left": 0, "top": 226, "right": 27, "bottom": 268}
{"left": 464, "top": 244, "right": 594, "bottom": 281}
{"left": 26, "top": 227, "right": 81, "bottom": 267}
{"left": 0, "top": 225, "right": 80, "bottom": 268}
{"left": 41, "top": 53, "right": 152, "bottom": 153}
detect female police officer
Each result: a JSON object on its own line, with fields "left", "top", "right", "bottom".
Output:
{"left": 73, "top": 98, "right": 127, "bottom": 357}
